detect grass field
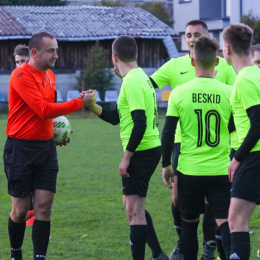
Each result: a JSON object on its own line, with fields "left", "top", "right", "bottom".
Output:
{"left": 0, "top": 115, "right": 260, "bottom": 259}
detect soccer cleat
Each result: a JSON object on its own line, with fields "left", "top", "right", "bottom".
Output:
{"left": 152, "top": 252, "right": 170, "bottom": 260}
{"left": 10, "top": 258, "right": 23, "bottom": 260}
{"left": 26, "top": 216, "right": 35, "bottom": 226}
{"left": 201, "top": 240, "right": 217, "bottom": 260}
{"left": 169, "top": 240, "right": 183, "bottom": 260}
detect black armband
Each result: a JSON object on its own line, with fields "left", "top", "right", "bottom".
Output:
{"left": 126, "top": 110, "right": 147, "bottom": 152}
{"left": 99, "top": 105, "right": 120, "bottom": 125}
{"left": 228, "top": 114, "right": 236, "bottom": 134}
{"left": 161, "top": 116, "right": 179, "bottom": 167}
{"left": 234, "top": 105, "right": 260, "bottom": 162}
{"left": 149, "top": 77, "right": 159, "bottom": 89}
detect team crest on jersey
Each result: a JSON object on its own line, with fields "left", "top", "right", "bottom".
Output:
{"left": 213, "top": 70, "right": 218, "bottom": 78}
{"left": 17, "top": 73, "right": 23, "bottom": 78}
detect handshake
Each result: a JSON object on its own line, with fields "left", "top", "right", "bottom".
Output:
{"left": 79, "top": 89, "right": 97, "bottom": 107}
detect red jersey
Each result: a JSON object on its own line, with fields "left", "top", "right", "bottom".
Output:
{"left": 6, "top": 61, "right": 84, "bottom": 140}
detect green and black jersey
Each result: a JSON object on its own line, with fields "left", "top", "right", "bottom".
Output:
{"left": 167, "top": 77, "right": 232, "bottom": 176}
{"left": 231, "top": 65, "right": 260, "bottom": 152}
{"left": 151, "top": 54, "right": 238, "bottom": 148}
{"left": 117, "top": 67, "right": 160, "bottom": 151}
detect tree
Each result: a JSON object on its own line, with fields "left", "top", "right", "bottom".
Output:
{"left": 76, "top": 41, "right": 113, "bottom": 100}
{"left": 100, "top": 0, "right": 124, "bottom": 7}
{"left": 0, "top": 0, "right": 66, "bottom": 5}
{"left": 135, "top": 2, "right": 173, "bottom": 27}
{"left": 241, "top": 10, "right": 260, "bottom": 44}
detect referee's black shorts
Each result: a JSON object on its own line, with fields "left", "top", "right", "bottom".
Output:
{"left": 231, "top": 150, "right": 260, "bottom": 204}
{"left": 178, "top": 171, "right": 231, "bottom": 220}
{"left": 122, "top": 146, "right": 161, "bottom": 197}
{"left": 3, "top": 137, "right": 59, "bottom": 198}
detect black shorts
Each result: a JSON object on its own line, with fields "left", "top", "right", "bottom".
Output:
{"left": 178, "top": 171, "right": 231, "bottom": 220}
{"left": 172, "top": 143, "right": 181, "bottom": 176}
{"left": 122, "top": 146, "right": 161, "bottom": 197}
{"left": 231, "top": 150, "right": 260, "bottom": 204}
{"left": 3, "top": 137, "right": 59, "bottom": 198}
{"left": 230, "top": 148, "right": 236, "bottom": 161}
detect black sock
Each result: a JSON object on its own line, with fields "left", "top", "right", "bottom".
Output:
{"left": 230, "top": 232, "right": 250, "bottom": 260}
{"left": 145, "top": 210, "right": 162, "bottom": 258}
{"left": 32, "top": 220, "right": 50, "bottom": 260}
{"left": 171, "top": 203, "right": 182, "bottom": 238}
{"left": 203, "top": 204, "right": 216, "bottom": 242}
{"left": 130, "top": 225, "right": 147, "bottom": 260}
{"left": 219, "top": 222, "right": 231, "bottom": 260}
{"left": 215, "top": 226, "right": 226, "bottom": 260}
{"left": 180, "top": 219, "right": 199, "bottom": 260}
{"left": 8, "top": 217, "right": 26, "bottom": 259}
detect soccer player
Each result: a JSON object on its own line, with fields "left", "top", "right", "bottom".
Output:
{"left": 4, "top": 31, "right": 94, "bottom": 260}
{"left": 13, "top": 44, "right": 36, "bottom": 226}
{"left": 150, "top": 20, "right": 236, "bottom": 260}
{"left": 250, "top": 44, "right": 260, "bottom": 68}
{"left": 13, "top": 44, "right": 29, "bottom": 68}
{"left": 223, "top": 24, "right": 260, "bottom": 260}
{"left": 161, "top": 36, "right": 233, "bottom": 260}
{"left": 86, "top": 35, "right": 168, "bottom": 260}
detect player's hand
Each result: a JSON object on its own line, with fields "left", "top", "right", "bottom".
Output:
{"left": 228, "top": 157, "right": 240, "bottom": 182}
{"left": 162, "top": 165, "right": 174, "bottom": 189}
{"left": 119, "top": 157, "right": 130, "bottom": 178}
{"left": 82, "top": 91, "right": 96, "bottom": 107}
{"left": 56, "top": 130, "right": 73, "bottom": 147}
{"left": 114, "top": 67, "right": 122, "bottom": 79}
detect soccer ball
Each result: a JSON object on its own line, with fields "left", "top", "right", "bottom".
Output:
{"left": 53, "top": 116, "right": 71, "bottom": 143}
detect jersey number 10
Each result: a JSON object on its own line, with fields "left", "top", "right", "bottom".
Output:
{"left": 194, "top": 109, "right": 220, "bottom": 147}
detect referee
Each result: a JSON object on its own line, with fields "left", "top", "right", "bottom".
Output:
{"left": 87, "top": 35, "right": 168, "bottom": 260}
{"left": 4, "top": 32, "right": 94, "bottom": 260}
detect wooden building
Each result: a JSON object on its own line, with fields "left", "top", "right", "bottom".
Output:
{"left": 0, "top": 5, "right": 178, "bottom": 72}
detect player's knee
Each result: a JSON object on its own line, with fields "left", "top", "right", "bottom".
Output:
{"left": 11, "top": 208, "right": 28, "bottom": 222}
{"left": 228, "top": 214, "right": 248, "bottom": 232}
{"left": 34, "top": 201, "right": 52, "bottom": 220}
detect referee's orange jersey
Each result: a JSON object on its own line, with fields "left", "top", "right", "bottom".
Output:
{"left": 6, "top": 61, "right": 84, "bottom": 140}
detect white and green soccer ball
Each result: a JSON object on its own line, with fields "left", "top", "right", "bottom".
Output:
{"left": 53, "top": 116, "right": 71, "bottom": 143}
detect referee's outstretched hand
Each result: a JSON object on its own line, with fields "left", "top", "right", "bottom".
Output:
{"left": 228, "top": 157, "right": 240, "bottom": 182}
{"left": 162, "top": 166, "right": 174, "bottom": 189}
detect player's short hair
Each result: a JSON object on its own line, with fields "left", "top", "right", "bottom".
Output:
{"left": 194, "top": 36, "right": 219, "bottom": 70}
{"left": 13, "top": 44, "right": 29, "bottom": 57}
{"left": 112, "top": 35, "right": 138, "bottom": 63}
{"left": 250, "top": 44, "right": 260, "bottom": 56}
{"left": 28, "top": 31, "right": 55, "bottom": 51}
{"left": 223, "top": 24, "right": 253, "bottom": 56}
{"left": 186, "top": 20, "right": 208, "bottom": 32}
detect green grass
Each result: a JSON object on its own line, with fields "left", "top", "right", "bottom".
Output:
{"left": 0, "top": 117, "right": 259, "bottom": 259}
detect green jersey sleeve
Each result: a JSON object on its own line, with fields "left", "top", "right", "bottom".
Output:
{"left": 150, "top": 59, "right": 172, "bottom": 89}
{"left": 237, "top": 78, "right": 260, "bottom": 110}
{"left": 124, "top": 78, "right": 145, "bottom": 111}
{"left": 166, "top": 89, "right": 180, "bottom": 117}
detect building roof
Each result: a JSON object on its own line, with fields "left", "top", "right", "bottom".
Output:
{"left": 0, "top": 5, "right": 177, "bottom": 41}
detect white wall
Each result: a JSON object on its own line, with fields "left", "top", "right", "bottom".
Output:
{"left": 229, "top": 0, "right": 241, "bottom": 24}
{"left": 174, "top": 0, "right": 200, "bottom": 33}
